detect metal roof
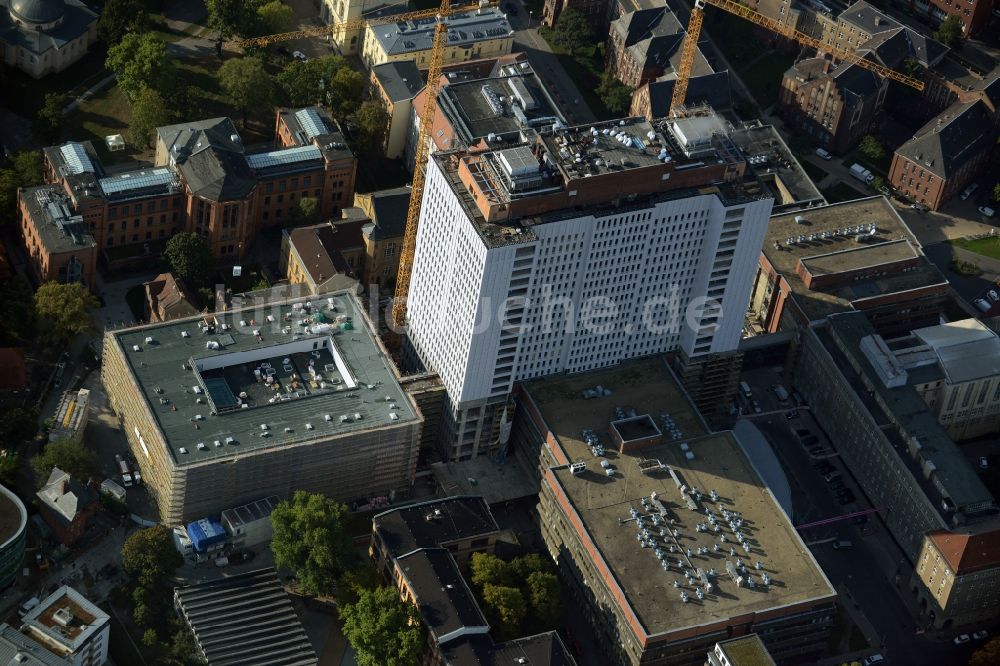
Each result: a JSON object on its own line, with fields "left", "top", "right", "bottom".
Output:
{"left": 912, "top": 319, "right": 1000, "bottom": 384}
{"left": 99, "top": 168, "right": 177, "bottom": 198}
{"left": 293, "top": 108, "right": 328, "bottom": 141}
{"left": 245, "top": 145, "right": 323, "bottom": 171}
{"left": 58, "top": 142, "right": 95, "bottom": 175}
{"left": 174, "top": 568, "right": 316, "bottom": 666}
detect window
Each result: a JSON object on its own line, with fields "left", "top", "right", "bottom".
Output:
{"left": 384, "top": 243, "right": 395, "bottom": 258}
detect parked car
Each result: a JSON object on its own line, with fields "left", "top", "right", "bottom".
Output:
{"left": 972, "top": 630, "right": 989, "bottom": 641}
{"left": 974, "top": 298, "right": 992, "bottom": 313}
{"left": 961, "top": 183, "right": 978, "bottom": 200}
{"left": 751, "top": 400, "right": 762, "bottom": 414}
{"left": 979, "top": 206, "right": 996, "bottom": 217}
{"left": 824, "top": 471, "right": 841, "bottom": 483}
{"left": 988, "top": 289, "right": 999, "bottom": 303}
{"left": 815, "top": 148, "right": 833, "bottom": 160}
{"left": 292, "top": 50, "right": 308, "bottom": 61}
{"left": 910, "top": 203, "right": 928, "bottom": 212}
{"left": 862, "top": 655, "right": 884, "bottom": 666}
{"left": 953, "top": 634, "right": 971, "bottom": 645}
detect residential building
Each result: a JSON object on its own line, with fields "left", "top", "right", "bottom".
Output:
{"left": 100, "top": 291, "right": 422, "bottom": 524}
{"left": 749, "top": 197, "right": 950, "bottom": 338}
{"left": 49, "top": 389, "right": 90, "bottom": 444}
{"left": 440, "top": 632, "right": 577, "bottom": 666}
{"left": 543, "top": 0, "right": 609, "bottom": 30}
{"left": 0, "top": 484, "right": 26, "bottom": 590}
{"left": 220, "top": 495, "right": 280, "bottom": 548}
{"left": 707, "top": 634, "right": 776, "bottom": 666}
{"left": 35, "top": 468, "right": 98, "bottom": 546}
{"left": 0, "top": 0, "right": 97, "bottom": 78}
{"left": 817, "top": 1, "right": 948, "bottom": 66}
{"left": 143, "top": 272, "right": 200, "bottom": 323}
{"left": 778, "top": 57, "right": 888, "bottom": 154}
{"left": 21, "top": 586, "right": 109, "bottom": 666}
{"left": 870, "top": 319, "right": 1000, "bottom": 440}
{"left": 19, "top": 115, "right": 358, "bottom": 273}
{"left": 517, "top": 359, "right": 837, "bottom": 665}
{"left": 888, "top": 99, "right": 998, "bottom": 210}
{"left": 356, "top": 186, "right": 411, "bottom": 291}
{"left": 406, "top": 110, "right": 774, "bottom": 460}
{"left": 607, "top": 7, "right": 685, "bottom": 88}
{"left": 279, "top": 215, "right": 368, "bottom": 294}
{"left": 320, "top": 0, "right": 410, "bottom": 56}
{"left": 17, "top": 184, "right": 98, "bottom": 291}
{"left": 361, "top": 9, "right": 513, "bottom": 70}
{"left": 793, "top": 311, "right": 996, "bottom": 559}
{"left": 370, "top": 60, "right": 425, "bottom": 159}
{"left": 174, "top": 568, "right": 316, "bottom": 666}
{"left": 912, "top": 526, "right": 1000, "bottom": 628}
{"left": 900, "top": 0, "right": 996, "bottom": 38}
{"left": 408, "top": 54, "right": 565, "bottom": 167}
{"left": 0, "top": 624, "right": 71, "bottom": 666}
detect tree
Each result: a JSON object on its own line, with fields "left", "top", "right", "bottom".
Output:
{"left": 34, "top": 282, "right": 98, "bottom": 343}
{"left": 549, "top": 9, "right": 593, "bottom": 57}
{"left": 105, "top": 32, "right": 177, "bottom": 103}
{"left": 289, "top": 197, "right": 320, "bottom": 226}
{"left": 122, "top": 525, "right": 184, "bottom": 585}
{"left": 255, "top": 0, "right": 294, "bottom": 35}
{"left": 934, "top": 15, "right": 963, "bottom": 49}
{"left": 141, "top": 628, "right": 159, "bottom": 648}
{"left": 278, "top": 55, "right": 360, "bottom": 109}
{"left": 993, "top": 182, "right": 1000, "bottom": 203}
{"left": 338, "top": 586, "right": 424, "bottom": 666}
{"left": 0, "top": 151, "right": 44, "bottom": 226}
{"left": 355, "top": 101, "right": 389, "bottom": 158}
{"left": 98, "top": 0, "right": 149, "bottom": 45}
{"left": 336, "top": 565, "right": 381, "bottom": 606}
{"left": 129, "top": 87, "right": 171, "bottom": 148}
{"left": 30, "top": 439, "right": 97, "bottom": 485}
{"left": 0, "top": 275, "right": 36, "bottom": 345}
{"left": 0, "top": 452, "right": 18, "bottom": 485}
{"left": 33, "top": 93, "right": 68, "bottom": 144}
{"left": 219, "top": 56, "right": 275, "bottom": 126}
{"left": 0, "top": 407, "right": 39, "bottom": 447}
{"left": 206, "top": 0, "right": 246, "bottom": 57}
{"left": 481, "top": 584, "right": 527, "bottom": 640}
{"left": 270, "top": 491, "right": 354, "bottom": 596}
{"left": 872, "top": 175, "right": 886, "bottom": 192}
{"left": 858, "top": 135, "right": 885, "bottom": 164}
{"left": 970, "top": 636, "right": 1000, "bottom": 666}
{"left": 526, "top": 571, "right": 560, "bottom": 627}
{"left": 163, "top": 232, "right": 215, "bottom": 287}
{"left": 470, "top": 551, "right": 515, "bottom": 589}
{"left": 328, "top": 67, "right": 365, "bottom": 119}
{"left": 596, "top": 72, "right": 632, "bottom": 116}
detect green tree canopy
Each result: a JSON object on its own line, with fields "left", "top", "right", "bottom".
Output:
{"left": 993, "top": 182, "right": 1000, "bottom": 203}
{"left": 471, "top": 551, "right": 516, "bottom": 588}
{"left": 858, "top": 134, "right": 885, "bottom": 163}
{"left": 98, "top": 0, "right": 149, "bottom": 45}
{"left": 934, "top": 15, "right": 963, "bottom": 49}
{"left": 290, "top": 196, "right": 320, "bottom": 226}
{"left": 0, "top": 151, "right": 44, "bottom": 227}
{"left": 122, "top": 525, "right": 184, "bottom": 586}
{"left": 1, "top": 406, "right": 38, "bottom": 448}
{"left": 526, "top": 571, "right": 560, "bottom": 626}
{"left": 278, "top": 55, "right": 360, "bottom": 109}
{"left": 219, "top": 56, "right": 276, "bottom": 126}
{"left": 596, "top": 72, "right": 632, "bottom": 117}
{"left": 106, "top": 32, "right": 177, "bottom": 103}
{"left": 34, "top": 282, "right": 98, "bottom": 343}
{"left": 481, "top": 584, "right": 527, "bottom": 640}
{"left": 206, "top": 0, "right": 248, "bottom": 56}
{"left": 338, "top": 586, "right": 424, "bottom": 666}
{"left": 328, "top": 67, "right": 365, "bottom": 119}
{"left": 355, "top": 101, "right": 389, "bottom": 158}
{"left": 270, "top": 490, "right": 354, "bottom": 596}
{"left": 549, "top": 9, "right": 593, "bottom": 57}
{"left": 255, "top": 0, "right": 294, "bottom": 35}
{"left": 0, "top": 275, "right": 37, "bottom": 345}
{"left": 0, "top": 452, "right": 18, "bottom": 485}
{"left": 336, "top": 565, "right": 382, "bottom": 606}
{"left": 469, "top": 552, "right": 561, "bottom": 631}
{"left": 33, "top": 93, "right": 68, "bottom": 144}
{"left": 163, "top": 232, "right": 215, "bottom": 287}
{"left": 129, "top": 87, "right": 172, "bottom": 148}
{"left": 30, "top": 439, "right": 97, "bottom": 485}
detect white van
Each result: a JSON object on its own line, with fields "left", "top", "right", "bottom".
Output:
{"left": 739, "top": 381, "right": 753, "bottom": 399}
{"left": 815, "top": 148, "right": 832, "bottom": 160}
{"left": 18, "top": 597, "right": 40, "bottom": 619}
{"left": 961, "top": 183, "right": 978, "bottom": 200}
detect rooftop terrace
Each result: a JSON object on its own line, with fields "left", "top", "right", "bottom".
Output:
{"left": 764, "top": 197, "right": 946, "bottom": 320}
{"left": 109, "top": 292, "right": 418, "bottom": 467}
{"left": 23, "top": 586, "right": 107, "bottom": 651}
{"left": 525, "top": 360, "right": 834, "bottom": 637}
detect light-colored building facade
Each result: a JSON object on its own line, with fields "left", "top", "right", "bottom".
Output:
{"left": 370, "top": 60, "right": 424, "bottom": 159}
{"left": 0, "top": 0, "right": 97, "bottom": 78}
{"left": 406, "top": 112, "right": 772, "bottom": 460}
{"left": 912, "top": 527, "right": 1000, "bottom": 629}
{"left": 21, "top": 586, "right": 109, "bottom": 666}
{"left": 356, "top": 186, "right": 411, "bottom": 291}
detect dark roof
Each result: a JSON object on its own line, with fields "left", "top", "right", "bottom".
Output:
{"left": 832, "top": 63, "right": 882, "bottom": 106}
{"left": 0, "top": 624, "right": 71, "bottom": 666}
{"left": 156, "top": 118, "right": 256, "bottom": 202}
{"left": 440, "top": 632, "right": 578, "bottom": 666}
{"left": 372, "top": 61, "right": 424, "bottom": 103}
{"left": 174, "top": 568, "right": 317, "bottom": 666}
{"left": 928, "top": 528, "right": 1000, "bottom": 574}
{"left": 373, "top": 496, "right": 499, "bottom": 558}
{"left": 20, "top": 185, "right": 96, "bottom": 255}
{"left": 644, "top": 71, "right": 732, "bottom": 116}
{"left": 894, "top": 99, "right": 997, "bottom": 179}
{"left": 365, "top": 187, "right": 411, "bottom": 240}
{"left": 859, "top": 26, "right": 947, "bottom": 69}
{"left": 0, "top": 0, "right": 97, "bottom": 55}
{"left": 614, "top": 7, "right": 681, "bottom": 47}
{"left": 397, "top": 548, "right": 489, "bottom": 642}
{"left": 287, "top": 220, "right": 366, "bottom": 286}
{"left": 276, "top": 107, "right": 354, "bottom": 162}
{"left": 0, "top": 348, "right": 27, "bottom": 391}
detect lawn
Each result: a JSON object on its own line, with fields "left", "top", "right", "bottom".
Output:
{"left": 799, "top": 159, "right": 828, "bottom": 184}
{"left": 2, "top": 47, "right": 110, "bottom": 117}
{"left": 950, "top": 236, "right": 1000, "bottom": 261}
{"left": 216, "top": 266, "right": 269, "bottom": 294}
{"left": 822, "top": 182, "right": 865, "bottom": 204}
{"left": 63, "top": 84, "right": 134, "bottom": 166}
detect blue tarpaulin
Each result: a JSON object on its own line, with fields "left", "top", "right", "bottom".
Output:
{"left": 186, "top": 517, "right": 227, "bottom": 552}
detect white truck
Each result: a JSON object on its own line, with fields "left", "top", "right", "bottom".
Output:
{"left": 849, "top": 163, "right": 874, "bottom": 185}
{"left": 115, "top": 454, "right": 133, "bottom": 488}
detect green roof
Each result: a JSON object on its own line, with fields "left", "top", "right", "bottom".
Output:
{"left": 110, "top": 292, "right": 418, "bottom": 467}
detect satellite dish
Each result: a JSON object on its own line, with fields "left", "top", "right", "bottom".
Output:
{"left": 232, "top": 266, "right": 242, "bottom": 277}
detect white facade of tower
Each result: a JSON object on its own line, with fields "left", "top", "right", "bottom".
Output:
{"left": 407, "top": 157, "right": 772, "bottom": 458}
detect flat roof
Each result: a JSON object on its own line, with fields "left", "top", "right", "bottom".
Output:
{"left": 23, "top": 586, "right": 108, "bottom": 651}
{"left": 397, "top": 548, "right": 489, "bottom": 641}
{"left": 174, "top": 568, "right": 316, "bottom": 666}
{"left": 764, "top": 197, "right": 946, "bottom": 320}
{"left": 0, "top": 624, "right": 70, "bottom": 666}
{"left": 525, "top": 360, "right": 835, "bottom": 638}
{"left": 108, "top": 292, "right": 418, "bottom": 467}
{"left": 373, "top": 496, "right": 499, "bottom": 558}
{"left": 21, "top": 185, "right": 96, "bottom": 255}
{"left": 912, "top": 319, "right": 1000, "bottom": 384}
{"left": 431, "top": 456, "right": 541, "bottom": 504}
{"left": 728, "top": 125, "right": 824, "bottom": 211}
{"left": 371, "top": 9, "right": 512, "bottom": 56}
{"left": 0, "top": 484, "right": 26, "bottom": 549}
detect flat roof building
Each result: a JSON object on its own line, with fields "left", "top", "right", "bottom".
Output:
{"left": 750, "top": 197, "right": 950, "bottom": 338}
{"left": 21, "top": 586, "right": 109, "bottom": 666}
{"left": 101, "top": 291, "right": 422, "bottom": 524}
{"left": 518, "top": 359, "right": 836, "bottom": 665}
{"left": 0, "top": 484, "right": 27, "bottom": 590}
{"left": 0, "top": 624, "right": 70, "bottom": 666}
{"left": 48, "top": 389, "right": 89, "bottom": 444}
{"left": 17, "top": 184, "right": 98, "bottom": 291}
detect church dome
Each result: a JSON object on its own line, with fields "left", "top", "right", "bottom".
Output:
{"left": 10, "top": 0, "right": 66, "bottom": 25}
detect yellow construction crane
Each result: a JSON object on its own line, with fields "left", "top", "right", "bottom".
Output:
{"left": 670, "top": 0, "right": 926, "bottom": 116}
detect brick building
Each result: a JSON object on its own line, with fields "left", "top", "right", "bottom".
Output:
{"left": 144, "top": 272, "right": 200, "bottom": 322}
{"left": 778, "top": 57, "right": 887, "bottom": 154}
{"left": 606, "top": 8, "right": 684, "bottom": 88}
{"left": 19, "top": 112, "right": 357, "bottom": 274}
{"left": 631, "top": 72, "right": 732, "bottom": 119}
{"left": 888, "top": 99, "right": 997, "bottom": 210}
{"left": 898, "top": 0, "right": 996, "bottom": 38}
{"left": 35, "top": 468, "right": 98, "bottom": 546}
{"left": 543, "top": 0, "right": 608, "bottom": 30}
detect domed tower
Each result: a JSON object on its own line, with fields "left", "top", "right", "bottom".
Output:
{"left": 8, "top": 0, "right": 67, "bottom": 29}
{"left": 0, "top": 0, "right": 97, "bottom": 78}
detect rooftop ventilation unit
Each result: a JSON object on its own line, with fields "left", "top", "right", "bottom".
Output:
{"left": 179, "top": 447, "right": 188, "bottom": 454}
{"left": 132, "top": 345, "right": 141, "bottom": 352}
{"left": 570, "top": 461, "right": 587, "bottom": 475}
{"left": 198, "top": 442, "right": 207, "bottom": 450}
